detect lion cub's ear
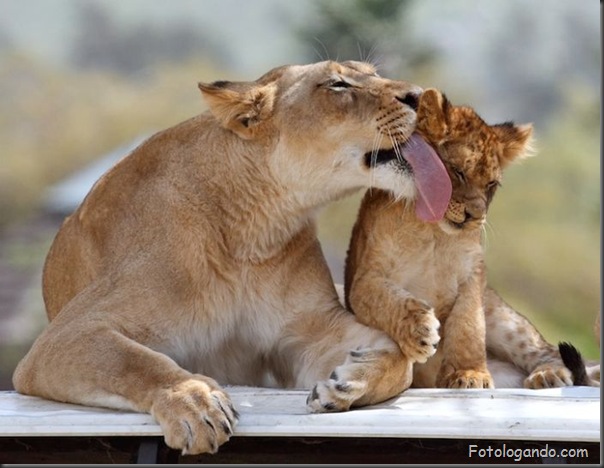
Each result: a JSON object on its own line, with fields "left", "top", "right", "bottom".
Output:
{"left": 416, "top": 88, "right": 451, "bottom": 144}
{"left": 492, "top": 122, "right": 534, "bottom": 167}
{"left": 198, "top": 81, "right": 276, "bottom": 140}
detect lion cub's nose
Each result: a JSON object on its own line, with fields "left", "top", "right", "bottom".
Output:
{"left": 464, "top": 208, "right": 486, "bottom": 224}
{"left": 396, "top": 92, "right": 420, "bottom": 111}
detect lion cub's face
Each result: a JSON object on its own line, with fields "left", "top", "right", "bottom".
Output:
{"left": 416, "top": 88, "right": 533, "bottom": 234}
{"left": 199, "top": 61, "right": 451, "bottom": 206}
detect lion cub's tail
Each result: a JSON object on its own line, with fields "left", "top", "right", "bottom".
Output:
{"left": 559, "top": 342, "right": 588, "bottom": 385}
{"left": 558, "top": 342, "right": 599, "bottom": 387}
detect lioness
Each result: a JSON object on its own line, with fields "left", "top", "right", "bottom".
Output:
{"left": 344, "top": 87, "right": 589, "bottom": 389}
{"left": 13, "top": 61, "right": 452, "bottom": 455}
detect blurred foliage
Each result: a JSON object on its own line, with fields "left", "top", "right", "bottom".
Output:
{"left": 5, "top": 235, "right": 53, "bottom": 272}
{"left": 483, "top": 86, "right": 600, "bottom": 359}
{"left": 298, "top": 0, "right": 435, "bottom": 76}
{"left": 70, "top": 3, "right": 230, "bottom": 76}
{"left": 0, "top": 2, "right": 238, "bottom": 230}
{"left": 0, "top": 53, "right": 222, "bottom": 229}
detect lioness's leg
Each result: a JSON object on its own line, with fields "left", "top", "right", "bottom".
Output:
{"left": 13, "top": 291, "right": 237, "bottom": 455}
{"left": 483, "top": 287, "right": 572, "bottom": 388}
{"left": 269, "top": 234, "right": 416, "bottom": 411}
{"left": 277, "top": 306, "right": 414, "bottom": 412}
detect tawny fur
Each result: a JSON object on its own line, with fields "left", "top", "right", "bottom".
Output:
{"left": 13, "top": 61, "right": 427, "bottom": 455}
{"left": 345, "top": 88, "right": 591, "bottom": 390}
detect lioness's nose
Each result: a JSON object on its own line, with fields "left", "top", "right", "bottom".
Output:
{"left": 396, "top": 92, "right": 420, "bottom": 111}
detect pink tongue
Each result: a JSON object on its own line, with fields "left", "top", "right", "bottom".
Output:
{"left": 401, "top": 133, "right": 452, "bottom": 222}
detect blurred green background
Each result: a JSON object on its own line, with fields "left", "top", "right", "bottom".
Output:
{"left": 0, "top": 0, "right": 600, "bottom": 389}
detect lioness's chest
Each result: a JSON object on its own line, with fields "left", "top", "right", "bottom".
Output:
{"left": 149, "top": 261, "right": 304, "bottom": 385}
{"left": 153, "top": 293, "right": 286, "bottom": 386}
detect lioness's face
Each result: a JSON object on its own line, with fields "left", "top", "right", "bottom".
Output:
{"left": 200, "top": 61, "right": 451, "bottom": 206}
{"left": 272, "top": 60, "right": 423, "bottom": 198}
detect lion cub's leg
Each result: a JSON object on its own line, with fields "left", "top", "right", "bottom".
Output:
{"left": 279, "top": 307, "right": 414, "bottom": 412}
{"left": 436, "top": 306, "right": 493, "bottom": 389}
{"left": 483, "top": 287, "right": 573, "bottom": 388}
{"left": 349, "top": 263, "right": 491, "bottom": 389}
{"left": 348, "top": 269, "right": 441, "bottom": 365}
{"left": 435, "top": 268, "right": 493, "bottom": 389}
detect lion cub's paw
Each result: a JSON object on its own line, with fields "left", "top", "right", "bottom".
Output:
{"left": 524, "top": 364, "right": 573, "bottom": 389}
{"left": 439, "top": 369, "right": 494, "bottom": 389}
{"left": 587, "top": 364, "right": 600, "bottom": 384}
{"left": 306, "top": 348, "right": 381, "bottom": 413}
{"left": 150, "top": 377, "right": 239, "bottom": 455}
{"left": 396, "top": 298, "right": 440, "bottom": 363}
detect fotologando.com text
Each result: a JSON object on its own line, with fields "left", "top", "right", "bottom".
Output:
{"left": 468, "top": 443, "right": 589, "bottom": 462}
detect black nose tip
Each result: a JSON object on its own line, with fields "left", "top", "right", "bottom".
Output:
{"left": 397, "top": 92, "right": 420, "bottom": 111}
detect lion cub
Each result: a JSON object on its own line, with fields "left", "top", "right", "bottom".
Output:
{"left": 345, "top": 88, "right": 576, "bottom": 389}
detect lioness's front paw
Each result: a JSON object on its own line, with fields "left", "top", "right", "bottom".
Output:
{"left": 438, "top": 369, "right": 494, "bottom": 389}
{"left": 524, "top": 364, "right": 573, "bottom": 389}
{"left": 395, "top": 298, "right": 440, "bottom": 363}
{"left": 306, "top": 348, "right": 381, "bottom": 413}
{"left": 150, "top": 377, "right": 239, "bottom": 455}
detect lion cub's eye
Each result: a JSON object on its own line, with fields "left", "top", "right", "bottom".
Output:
{"left": 452, "top": 167, "right": 466, "bottom": 183}
{"left": 487, "top": 180, "right": 501, "bottom": 190}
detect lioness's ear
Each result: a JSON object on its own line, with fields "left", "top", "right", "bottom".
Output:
{"left": 417, "top": 88, "right": 451, "bottom": 143}
{"left": 198, "top": 81, "right": 276, "bottom": 139}
{"left": 493, "top": 122, "right": 534, "bottom": 167}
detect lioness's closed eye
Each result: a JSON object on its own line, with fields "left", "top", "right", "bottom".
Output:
{"left": 14, "top": 61, "right": 454, "bottom": 455}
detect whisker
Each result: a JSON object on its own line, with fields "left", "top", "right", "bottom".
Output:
{"left": 384, "top": 193, "right": 400, "bottom": 210}
{"left": 372, "top": 132, "right": 383, "bottom": 163}
{"left": 481, "top": 224, "right": 488, "bottom": 250}
{"left": 383, "top": 128, "right": 411, "bottom": 203}
{"left": 485, "top": 219, "right": 496, "bottom": 236}
{"left": 403, "top": 197, "right": 414, "bottom": 215}
{"left": 482, "top": 220, "right": 497, "bottom": 250}
{"left": 387, "top": 128, "right": 404, "bottom": 167}
{"left": 371, "top": 130, "right": 382, "bottom": 159}
{"left": 312, "top": 37, "right": 330, "bottom": 62}
{"left": 369, "top": 132, "right": 383, "bottom": 193}
{"left": 365, "top": 43, "right": 379, "bottom": 67}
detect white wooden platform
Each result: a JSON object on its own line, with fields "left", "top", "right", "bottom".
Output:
{"left": 0, "top": 386, "right": 599, "bottom": 442}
